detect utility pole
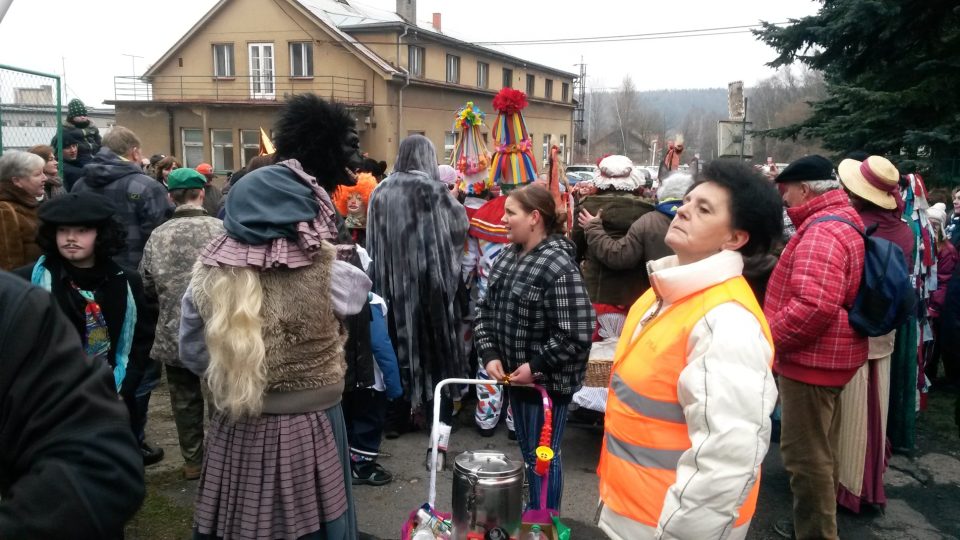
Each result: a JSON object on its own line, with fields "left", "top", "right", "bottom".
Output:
{"left": 572, "top": 59, "right": 587, "bottom": 163}
{"left": 739, "top": 97, "right": 748, "bottom": 160}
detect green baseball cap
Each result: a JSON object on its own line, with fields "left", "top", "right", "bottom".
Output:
{"left": 166, "top": 168, "right": 207, "bottom": 190}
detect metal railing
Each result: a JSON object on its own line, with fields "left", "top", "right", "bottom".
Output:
{"left": 114, "top": 75, "right": 368, "bottom": 105}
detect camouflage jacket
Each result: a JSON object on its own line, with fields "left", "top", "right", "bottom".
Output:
{"left": 139, "top": 205, "right": 224, "bottom": 366}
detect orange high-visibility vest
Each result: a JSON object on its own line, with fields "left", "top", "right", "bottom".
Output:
{"left": 597, "top": 275, "right": 773, "bottom": 528}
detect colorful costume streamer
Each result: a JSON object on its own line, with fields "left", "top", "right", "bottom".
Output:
{"left": 451, "top": 101, "right": 493, "bottom": 196}
{"left": 488, "top": 88, "right": 538, "bottom": 189}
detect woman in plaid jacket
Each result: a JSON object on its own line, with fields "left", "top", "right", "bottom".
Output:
{"left": 474, "top": 184, "right": 595, "bottom": 512}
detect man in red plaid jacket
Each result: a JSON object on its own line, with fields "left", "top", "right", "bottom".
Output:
{"left": 764, "top": 155, "right": 867, "bottom": 540}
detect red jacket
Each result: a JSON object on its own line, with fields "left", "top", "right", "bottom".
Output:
{"left": 765, "top": 190, "right": 868, "bottom": 387}
{"left": 930, "top": 241, "right": 958, "bottom": 317}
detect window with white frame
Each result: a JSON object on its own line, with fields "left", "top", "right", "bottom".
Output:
{"left": 211, "top": 129, "right": 234, "bottom": 172}
{"left": 290, "top": 42, "right": 314, "bottom": 77}
{"left": 409, "top": 45, "right": 425, "bottom": 77}
{"left": 560, "top": 134, "right": 567, "bottom": 163}
{"left": 182, "top": 128, "right": 204, "bottom": 168}
{"left": 542, "top": 134, "right": 551, "bottom": 162}
{"left": 212, "top": 43, "right": 235, "bottom": 77}
{"left": 446, "top": 54, "right": 460, "bottom": 84}
{"left": 562, "top": 82, "right": 570, "bottom": 102}
{"left": 477, "top": 62, "right": 489, "bottom": 89}
{"left": 444, "top": 131, "right": 457, "bottom": 162}
{"left": 240, "top": 129, "right": 260, "bottom": 166}
{"left": 545, "top": 79, "right": 554, "bottom": 100}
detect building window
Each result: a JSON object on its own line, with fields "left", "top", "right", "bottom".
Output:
{"left": 240, "top": 129, "right": 260, "bottom": 166}
{"left": 212, "top": 43, "right": 235, "bottom": 77}
{"left": 562, "top": 82, "right": 570, "bottom": 102}
{"left": 446, "top": 54, "right": 460, "bottom": 84}
{"left": 182, "top": 128, "right": 204, "bottom": 168}
{"left": 444, "top": 131, "right": 457, "bottom": 162}
{"left": 477, "top": 62, "right": 489, "bottom": 89}
{"left": 211, "top": 129, "right": 234, "bottom": 172}
{"left": 290, "top": 42, "right": 314, "bottom": 77}
{"left": 542, "top": 134, "right": 551, "bottom": 162}
{"left": 502, "top": 68, "right": 513, "bottom": 88}
{"left": 560, "top": 134, "right": 567, "bottom": 163}
{"left": 545, "top": 79, "right": 554, "bottom": 100}
{"left": 526, "top": 74, "right": 535, "bottom": 96}
{"left": 409, "top": 45, "right": 425, "bottom": 77}
{"left": 34, "top": 121, "right": 45, "bottom": 127}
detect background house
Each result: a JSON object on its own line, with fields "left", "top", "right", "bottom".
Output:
{"left": 1, "top": 85, "right": 114, "bottom": 152}
{"left": 110, "top": 0, "right": 576, "bottom": 173}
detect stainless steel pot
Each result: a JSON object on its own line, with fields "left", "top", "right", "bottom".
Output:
{"left": 451, "top": 451, "right": 524, "bottom": 540}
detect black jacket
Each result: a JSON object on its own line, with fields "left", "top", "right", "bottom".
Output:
{"left": 52, "top": 122, "right": 101, "bottom": 165}
{"left": 14, "top": 256, "right": 156, "bottom": 400}
{"left": 334, "top": 213, "right": 375, "bottom": 390}
{"left": 0, "top": 271, "right": 144, "bottom": 539}
{"left": 62, "top": 157, "right": 86, "bottom": 191}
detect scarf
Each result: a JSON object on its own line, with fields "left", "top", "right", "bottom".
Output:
{"left": 31, "top": 255, "right": 135, "bottom": 392}
{"left": 656, "top": 198, "right": 682, "bottom": 218}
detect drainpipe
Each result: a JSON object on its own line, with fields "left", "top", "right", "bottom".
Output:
{"left": 396, "top": 25, "right": 410, "bottom": 153}
{"left": 167, "top": 106, "right": 175, "bottom": 156}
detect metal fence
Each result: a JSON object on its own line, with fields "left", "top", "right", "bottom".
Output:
{"left": 114, "top": 75, "right": 369, "bottom": 105}
{"left": 0, "top": 65, "right": 62, "bottom": 163}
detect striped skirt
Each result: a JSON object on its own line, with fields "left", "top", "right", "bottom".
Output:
{"left": 194, "top": 406, "right": 350, "bottom": 540}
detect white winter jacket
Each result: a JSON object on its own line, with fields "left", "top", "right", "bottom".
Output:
{"left": 599, "top": 250, "right": 779, "bottom": 540}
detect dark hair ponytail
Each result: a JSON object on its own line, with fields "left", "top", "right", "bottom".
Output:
{"left": 507, "top": 184, "right": 564, "bottom": 235}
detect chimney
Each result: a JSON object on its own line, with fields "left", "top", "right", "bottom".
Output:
{"left": 432, "top": 12, "right": 441, "bottom": 32}
{"left": 396, "top": 0, "right": 415, "bottom": 25}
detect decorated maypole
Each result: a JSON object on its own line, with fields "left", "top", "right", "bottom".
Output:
{"left": 451, "top": 101, "right": 492, "bottom": 196}
{"left": 488, "top": 88, "right": 538, "bottom": 190}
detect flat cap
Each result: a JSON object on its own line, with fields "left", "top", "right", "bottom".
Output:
{"left": 774, "top": 155, "right": 836, "bottom": 183}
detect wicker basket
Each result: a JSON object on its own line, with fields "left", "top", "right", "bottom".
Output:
{"left": 584, "top": 358, "right": 613, "bottom": 388}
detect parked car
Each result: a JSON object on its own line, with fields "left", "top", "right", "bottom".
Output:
{"left": 567, "top": 164, "right": 599, "bottom": 176}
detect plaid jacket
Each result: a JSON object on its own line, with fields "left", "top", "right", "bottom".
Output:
{"left": 474, "top": 235, "right": 594, "bottom": 395}
{"left": 764, "top": 189, "right": 868, "bottom": 387}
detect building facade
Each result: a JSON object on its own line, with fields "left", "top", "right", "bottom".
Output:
{"left": 109, "top": 0, "right": 575, "bottom": 173}
{"left": 1, "top": 85, "right": 114, "bottom": 152}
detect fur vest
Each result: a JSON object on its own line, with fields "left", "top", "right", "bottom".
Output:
{"left": 192, "top": 242, "right": 346, "bottom": 393}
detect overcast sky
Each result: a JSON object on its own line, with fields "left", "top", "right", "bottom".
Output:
{"left": 0, "top": 0, "right": 819, "bottom": 108}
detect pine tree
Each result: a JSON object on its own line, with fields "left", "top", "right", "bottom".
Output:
{"left": 754, "top": 1, "right": 960, "bottom": 178}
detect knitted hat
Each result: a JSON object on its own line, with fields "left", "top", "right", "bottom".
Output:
{"left": 438, "top": 164, "right": 459, "bottom": 187}
{"left": 927, "top": 202, "right": 947, "bottom": 236}
{"left": 67, "top": 98, "right": 88, "bottom": 119}
{"left": 196, "top": 163, "right": 214, "bottom": 176}
{"left": 592, "top": 155, "right": 643, "bottom": 191}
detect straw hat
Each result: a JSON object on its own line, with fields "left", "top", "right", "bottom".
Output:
{"left": 837, "top": 155, "right": 900, "bottom": 210}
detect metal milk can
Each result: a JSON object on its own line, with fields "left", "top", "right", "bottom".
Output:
{"left": 451, "top": 451, "right": 524, "bottom": 540}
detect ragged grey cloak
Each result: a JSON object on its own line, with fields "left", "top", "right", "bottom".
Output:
{"left": 366, "top": 170, "right": 469, "bottom": 408}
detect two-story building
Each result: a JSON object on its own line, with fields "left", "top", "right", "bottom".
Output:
{"left": 110, "top": 0, "right": 576, "bottom": 174}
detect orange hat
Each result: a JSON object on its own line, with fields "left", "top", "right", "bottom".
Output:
{"left": 196, "top": 163, "right": 214, "bottom": 176}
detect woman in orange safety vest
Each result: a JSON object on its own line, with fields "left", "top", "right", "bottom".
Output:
{"left": 595, "top": 159, "right": 783, "bottom": 539}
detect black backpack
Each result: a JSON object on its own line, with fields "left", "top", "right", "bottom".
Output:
{"left": 812, "top": 216, "right": 916, "bottom": 337}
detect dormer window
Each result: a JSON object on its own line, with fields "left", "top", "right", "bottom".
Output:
{"left": 212, "top": 43, "right": 235, "bottom": 77}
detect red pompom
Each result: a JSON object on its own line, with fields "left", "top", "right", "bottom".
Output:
{"left": 492, "top": 87, "right": 529, "bottom": 114}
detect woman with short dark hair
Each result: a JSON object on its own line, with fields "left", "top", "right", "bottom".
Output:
{"left": 27, "top": 144, "right": 67, "bottom": 199}
{"left": 597, "top": 159, "right": 782, "bottom": 539}
{"left": 154, "top": 156, "right": 181, "bottom": 186}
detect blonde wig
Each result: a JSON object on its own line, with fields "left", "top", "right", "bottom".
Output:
{"left": 195, "top": 265, "right": 267, "bottom": 418}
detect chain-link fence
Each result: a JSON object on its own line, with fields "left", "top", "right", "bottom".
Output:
{"left": 0, "top": 64, "right": 62, "bottom": 165}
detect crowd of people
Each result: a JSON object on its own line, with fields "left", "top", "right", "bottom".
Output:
{"left": 0, "top": 89, "right": 958, "bottom": 540}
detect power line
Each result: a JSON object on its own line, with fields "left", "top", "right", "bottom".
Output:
{"left": 197, "top": 21, "right": 789, "bottom": 47}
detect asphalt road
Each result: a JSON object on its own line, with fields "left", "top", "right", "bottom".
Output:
{"left": 133, "top": 385, "right": 960, "bottom": 540}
